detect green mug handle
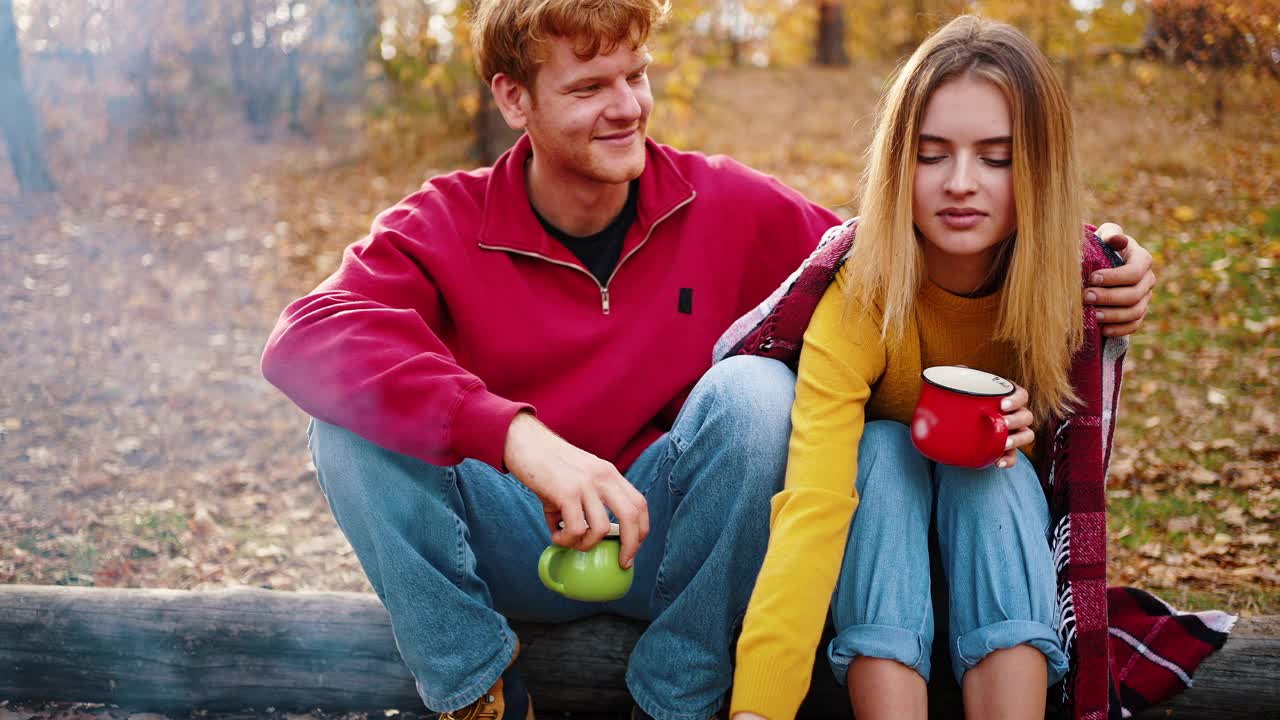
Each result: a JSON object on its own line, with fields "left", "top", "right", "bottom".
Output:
{"left": 538, "top": 544, "right": 568, "bottom": 595}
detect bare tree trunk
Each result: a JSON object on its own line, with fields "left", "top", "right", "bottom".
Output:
{"left": 287, "top": 1, "right": 306, "bottom": 137}
{"left": 0, "top": 0, "right": 55, "bottom": 193}
{"left": 815, "top": 0, "right": 850, "bottom": 66}
{"left": 1213, "top": 70, "right": 1225, "bottom": 127}
{"left": 471, "top": 83, "right": 520, "bottom": 165}
{"left": 287, "top": 48, "right": 304, "bottom": 134}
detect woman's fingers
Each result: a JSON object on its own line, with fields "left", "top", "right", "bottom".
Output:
{"left": 1000, "top": 383, "right": 1030, "bottom": 413}
{"left": 998, "top": 382, "right": 1034, "bottom": 468}
{"left": 1005, "top": 426, "right": 1035, "bottom": 453}
{"left": 996, "top": 449, "right": 1018, "bottom": 469}
{"left": 1003, "top": 407, "right": 1035, "bottom": 433}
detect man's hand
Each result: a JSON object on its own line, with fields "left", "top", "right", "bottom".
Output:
{"left": 996, "top": 383, "right": 1035, "bottom": 470}
{"left": 1087, "top": 222, "right": 1156, "bottom": 337}
{"left": 503, "top": 412, "right": 649, "bottom": 569}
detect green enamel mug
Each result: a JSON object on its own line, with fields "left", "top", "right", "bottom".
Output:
{"left": 538, "top": 537, "right": 634, "bottom": 602}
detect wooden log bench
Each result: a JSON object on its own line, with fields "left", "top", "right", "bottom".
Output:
{"left": 1, "top": 585, "right": 1276, "bottom": 718}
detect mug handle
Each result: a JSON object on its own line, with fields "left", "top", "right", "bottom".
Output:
{"left": 538, "top": 545, "right": 567, "bottom": 595}
{"left": 981, "top": 408, "right": 1009, "bottom": 465}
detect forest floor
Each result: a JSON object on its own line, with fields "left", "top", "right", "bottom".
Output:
{"left": 1, "top": 60, "right": 1277, "bottom": 715}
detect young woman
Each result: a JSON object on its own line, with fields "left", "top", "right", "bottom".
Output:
{"left": 729, "top": 15, "right": 1099, "bottom": 720}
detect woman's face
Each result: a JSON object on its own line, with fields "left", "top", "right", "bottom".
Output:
{"left": 911, "top": 74, "right": 1017, "bottom": 283}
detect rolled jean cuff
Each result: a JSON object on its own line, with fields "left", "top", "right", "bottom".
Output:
{"left": 952, "top": 619, "right": 1068, "bottom": 686}
{"left": 827, "top": 623, "right": 932, "bottom": 685}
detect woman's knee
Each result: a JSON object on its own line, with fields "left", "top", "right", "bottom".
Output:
{"left": 934, "top": 453, "right": 1048, "bottom": 529}
{"left": 854, "top": 421, "right": 931, "bottom": 499}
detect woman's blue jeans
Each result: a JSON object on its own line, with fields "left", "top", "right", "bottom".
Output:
{"left": 307, "top": 356, "right": 795, "bottom": 720}
{"left": 826, "top": 421, "right": 1069, "bottom": 688}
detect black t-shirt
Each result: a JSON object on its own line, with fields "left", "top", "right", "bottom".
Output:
{"left": 532, "top": 180, "right": 638, "bottom": 286}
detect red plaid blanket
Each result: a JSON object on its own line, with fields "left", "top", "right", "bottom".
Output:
{"left": 713, "top": 219, "right": 1235, "bottom": 719}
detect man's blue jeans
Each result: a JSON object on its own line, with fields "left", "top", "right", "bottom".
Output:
{"left": 308, "top": 356, "right": 795, "bottom": 720}
{"left": 826, "top": 421, "right": 1069, "bottom": 688}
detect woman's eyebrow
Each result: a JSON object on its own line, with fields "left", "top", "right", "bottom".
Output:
{"left": 918, "top": 134, "right": 1012, "bottom": 145}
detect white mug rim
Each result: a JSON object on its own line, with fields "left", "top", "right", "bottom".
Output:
{"left": 922, "top": 365, "right": 1015, "bottom": 398}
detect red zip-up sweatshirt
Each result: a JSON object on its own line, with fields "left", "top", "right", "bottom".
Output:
{"left": 261, "top": 135, "right": 839, "bottom": 472}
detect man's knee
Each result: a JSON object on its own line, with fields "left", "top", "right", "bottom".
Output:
{"left": 308, "top": 419, "right": 453, "bottom": 507}
{"left": 309, "top": 418, "right": 356, "bottom": 457}
{"left": 692, "top": 355, "right": 796, "bottom": 449}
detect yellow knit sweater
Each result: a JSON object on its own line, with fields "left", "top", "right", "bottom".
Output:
{"left": 730, "top": 263, "right": 1027, "bottom": 719}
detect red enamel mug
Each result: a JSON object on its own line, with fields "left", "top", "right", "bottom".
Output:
{"left": 910, "top": 366, "right": 1015, "bottom": 468}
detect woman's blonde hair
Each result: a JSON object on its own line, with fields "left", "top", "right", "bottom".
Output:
{"left": 848, "top": 14, "right": 1084, "bottom": 419}
{"left": 471, "top": 0, "right": 671, "bottom": 87}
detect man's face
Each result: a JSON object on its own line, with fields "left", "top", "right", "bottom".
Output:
{"left": 522, "top": 36, "right": 653, "bottom": 186}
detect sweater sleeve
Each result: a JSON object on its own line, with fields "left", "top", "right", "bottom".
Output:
{"left": 731, "top": 266, "right": 886, "bottom": 719}
{"left": 260, "top": 200, "right": 531, "bottom": 470}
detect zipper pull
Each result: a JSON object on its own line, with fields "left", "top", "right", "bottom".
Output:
{"left": 601, "top": 287, "right": 611, "bottom": 315}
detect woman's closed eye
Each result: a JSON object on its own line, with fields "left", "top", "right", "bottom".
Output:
{"left": 917, "top": 154, "right": 1011, "bottom": 167}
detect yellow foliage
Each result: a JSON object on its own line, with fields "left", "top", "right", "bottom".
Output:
{"left": 457, "top": 94, "right": 479, "bottom": 118}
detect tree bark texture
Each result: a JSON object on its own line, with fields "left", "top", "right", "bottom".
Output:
{"left": 0, "top": 0, "right": 56, "bottom": 194}
{"left": 0, "top": 585, "right": 1276, "bottom": 718}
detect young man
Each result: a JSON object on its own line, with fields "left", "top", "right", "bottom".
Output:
{"left": 260, "top": 2, "right": 1155, "bottom": 718}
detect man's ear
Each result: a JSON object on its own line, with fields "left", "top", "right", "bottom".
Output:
{"left": 490, "top": 73, "right": 531, "bottom": 131}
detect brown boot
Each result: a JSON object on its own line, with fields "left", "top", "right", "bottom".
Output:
{"left": 440, "top": 640, "right": 534, "bottom": 720}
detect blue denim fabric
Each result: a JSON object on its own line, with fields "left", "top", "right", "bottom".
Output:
{"left": 826, "top": 421, "right": 1068, "bottom": 687}
{"left": 308, "top": 356, "right": 795, "bottom": 719}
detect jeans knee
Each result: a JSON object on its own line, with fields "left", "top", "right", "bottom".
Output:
{"left": 309, "top": 419, "right": 455, "bottom": 509}
{"left": 690, "top": 356, "right": 795, "bottom": 459}
{"left": 936, "top": 454, "right": 1046, "bottom": 526}
{"left": 855, "top": 421, "right": 929, "bottom": 497}
{"left": 701, "top": 356, "right": 796, "bottom": 418}
{"left": 310, "top": 418, "right": 360, "bottom": 474}
{"left": 859, "top": 421, "right": 914, "bottom": 457}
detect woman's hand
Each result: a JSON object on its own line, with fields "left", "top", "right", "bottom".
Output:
{"left": 1087, "top": 222, "right": 1156, "bottom": 337}
{"left": 732, "top": 714, "right": 768, "bottom": 720}
{"left": 997, "top": 383, "right": 1035, "bottom": 469}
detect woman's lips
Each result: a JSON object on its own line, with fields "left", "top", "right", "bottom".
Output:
{"left": 938, "top": 211, "right": 985, "bottom": 230}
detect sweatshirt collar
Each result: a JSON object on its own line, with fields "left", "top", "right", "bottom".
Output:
{"left": 478, "top": 133, "right": 696, "bottom": 255}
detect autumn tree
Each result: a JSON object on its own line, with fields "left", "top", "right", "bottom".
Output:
{"left": 1142, "top": 0, "right": 1279, "bottom": 125}
{"left": 0, "top": 0, "right": 55, "bottom": 193}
